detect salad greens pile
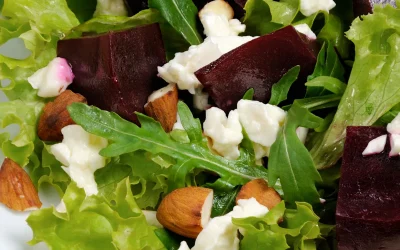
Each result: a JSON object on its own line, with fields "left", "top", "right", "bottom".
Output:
{"left": 1, "top": 0, "right": 400, "bottom": 249}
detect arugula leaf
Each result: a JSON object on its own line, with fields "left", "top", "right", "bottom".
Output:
{"left": 154, "top": 229, "right": 180, "bottom": 250}
{"left": 318, "top": 13, "right": 350, "bottom": 59}
{"left": 28, "top": 178, "right": 165, "bottom": 250}
{"left": 210, "top": 186, "right": 240, "bottom": 217}
{"left": 232, "top": 202, "right": 331, "bottom": 250}
{"left": 148, "top": 0, "right": 202, "bottom": 45}
{"left": 66, "top": 0, "right": 97, "bottom": 23}
{"left": 68, "top": 102, "right": 270, "bottom": 193}
{"left": 268, "top": 102, "right": 322, "bottom": 204}
{"left": 242, "top": 88, "right": 255, "bottom": 100}
{"left": 310, "top": 4, "right": 400, "bottom": 169}
{"left": 269, "top": 65, "right": 300, "bottom": 106}
{"left": 305, "top": 76, "right": 346, "bottom": 95}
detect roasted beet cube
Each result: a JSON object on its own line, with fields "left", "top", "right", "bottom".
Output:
{"left": 353, "top": 0, "right": 397, "bottom": 16}
{"left": 336, "top": 126, "right": 400, "bottom": 250}
{"left": 57, "top": 24, "right": 166, "bottom": 123}
{"left": 195, "top": 26, "right": 317, "bottom": 112}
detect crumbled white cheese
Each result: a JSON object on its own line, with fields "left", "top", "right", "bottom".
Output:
{"left": 94, "top": 0, "right": 128, "bottom": 17}
{"left": 194, "top": 89, "right": 210, "bottom": 110}
{"left": 51, "top": 125, "right": 108, "bottom": 196}
{"left": 300, "top": 0, "right": 336, "bottom": 16}
{"left": 158, "top": 0, "right": 255, "bottom": 94}
{"left": 28, "top": 57, "right": 74, "bottom": 98}
{"left": 178, "top": 241, "right": 191, "bottom": 250}
{"left": 389, "top": 134, "right": 400, "bottom": 157}
{"left": 253, "top": 143, "right": 270, "bottom": 165}
{"left": 296, "top": 127, "right": 309, "bottom": 144}
{"left": 294, "top": 24, "right": 317, "bottom": 40}
{"left": 142, "top": 210, "right": 163, "bottom": 228}
{"left": 204, "top": 108, "right": 243, "bottom": 160}
{"left": 181, "top": 198, "right": 269, "bottom": 250}
{"left": 362, "top": 135, "right": 387, "bottom": 156}
{"left": 237, "top": 100, "right": 286, "bottom": 148}
{"left": 199, "top": 0, "right": 245, "bottom": 37}
{"left": 387, "top": 113, "right": 400, "bottom": 134}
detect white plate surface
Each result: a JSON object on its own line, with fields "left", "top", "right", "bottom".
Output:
{"left": 0, "top": 39, "right": 51, "bottom": 250}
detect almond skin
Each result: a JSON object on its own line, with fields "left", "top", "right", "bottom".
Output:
{"left": 38, "top": 90, "right": 87, "bottom": 142}
{"left": 156, "top": 187, "right": 213, "bottom": 238}
{"left": 145, "top": 84, "right": 178, "bottom": 132}
{"left": 0, "top": 158, "right": 42, "bottom": 211}
{"left": 236, "top": 179, "right": 281, "bottom": 210}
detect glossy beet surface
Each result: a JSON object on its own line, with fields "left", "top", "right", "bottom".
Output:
{"left": 57, "top": 24, "right": 166, "bottom": 123}
{"left": 195, "top": 26, "right": 317, "bottom": 112}
{"left": 353, "top": 0, "right": 397, "bottom": 16}
{"left": 336, "top": 126, "right": 400, "bottom": 250}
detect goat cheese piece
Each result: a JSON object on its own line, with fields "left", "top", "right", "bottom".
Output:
{"left": 94, "top": 0, "right": 128, "bottom": 17}
{"left": 237, "top": 100, "right": 286, "bottom": 148}
{"left": 389, "top": 134, "right": 400, "bottom": 157}
{"left": 184, "top": 198, "right": 268, "bottom": 250}
{"left": 194, "top": 89, "right": 211, "bottom": 110}
{"left": 28, "top": 57, "right": 74, "bottom": 98}
{"left": 204, "top": 108, "right": 243, "bottom": 160}
{"left": 387, "top": 113, "right": 400, "bottom": 134}
{"left": 199, "top": 0, "right": 245, "bottom": 37}
{"left": 362, "top": 135, "right": 387, "bottom": 156}
{"left": 51, "top": 125, "right": 108, "bottom": 196}
{"left": 296, "top": 127, "right": 309, "bottom": 144}
{"left": 300, "top": 0, "right": 336, "bottom": 16}
{"left": 294, "top": 24, "right": 317, "bottom": 40}
{"left": 178, "top": 241, "right": 191, "bottom": 250}
{"left": 142, "top": 210, "right": 163, "bottom": 228}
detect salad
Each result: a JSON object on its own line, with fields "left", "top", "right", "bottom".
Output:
{"left": 0, "top": 0, "right": 399, "bottom": 249}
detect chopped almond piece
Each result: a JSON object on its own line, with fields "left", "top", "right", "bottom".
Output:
{"left": 144, "top": 84, "right": 178, "bottom": 132}
{"left": 236, "top": 179, "right": 281, "bottom": 210}
{"left": 38, "top": 90, "right": 87, "bottom": 142}
{"left": 0, "top": 158, "right": 42, "bottom": 211}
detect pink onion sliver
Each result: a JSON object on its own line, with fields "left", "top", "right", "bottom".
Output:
{"left": 56, "top": 57, "right": 75, "bottom": 84}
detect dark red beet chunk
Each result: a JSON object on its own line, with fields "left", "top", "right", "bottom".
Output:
{"left": 337, "top": 126, "right": 400, "bottom": 250}
{"left": 195, "top": 26, "right": 317, "bottom": 112}
{"left": 353, "top": 0, "right": 397, "bottom": 16}
{"left": 57, "top": 24, "right": 166, "bottom": 123}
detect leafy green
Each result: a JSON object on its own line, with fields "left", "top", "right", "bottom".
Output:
{"left": 318, "top": 13, "right": 350, "bottom": 59}
{"left": 68, "top": 9, "right": 161, "bottom": 37}
{"left": 269, "top": 66, "right": 300, "bottom": 106}
{"left": 305, "top": 76, "right": 346, "bottom": 95}
{"left": 148, "top": 0, "right": 202, "bottom": 46}
{"left": 242, "top": 88, "right": 255, "bottom": 100}
{"left": 66, "top": 0, "right": 97, "bottom": 23}
{"left": 154, "top": 229, "right": 181, "bottom": 250}
{"left": 68, "top": 102, "right": 270, "bottom": 194}
{"left": 310, "top": 4, "right": 400, "bottom": 169}
{"left": 211, "top": 186, "right": 240, "bottom": 217}
{"left": 28, "top": 178, "right": 165, "bottom": 250}
{"left": 268, "top": 102, "right": 322, "bottom": 205}
{"left": 232, "top": 202, "right": 332, "bottom": 250}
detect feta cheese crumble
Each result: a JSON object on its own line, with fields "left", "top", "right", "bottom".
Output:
{"left": 300, "top": 0, "right": 336, "bottom": 16}
{"left": 28, "top": 57, "right": 74, "bottom": 98}
{"left": 294, "top": 24, "right": 317, "bottom": 40}
{"left": 204, "top": 108, "right": 243, "bottom": 160}
{"left": 51, "top": 125, "right": 108, "bottom": 196}
{"left": 362, "top": 135, "right": 387, "bottom": 156}
{"left": 158, "top": 0, "right": 256, "bottom": 98}
{"left": 178, "top": 198, "right": 269, "bottom": 250}
{"left": 387, "top": 113, "right": 400, "bottom": 134}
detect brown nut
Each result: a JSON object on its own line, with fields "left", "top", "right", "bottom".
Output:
{"left": 236, "top": 179, "right": 282, "bottom": 210}
{"left": 38, "top": 90, "right": 87, "bottom": 142}
{"left": 156, "top": 187, "right": 213, "bottom": 238}
{"left": 0, "top": 158, "right": 42, "bottom": 211}
{"left": 144, "top": 84, "right": 178, "bottom": 132}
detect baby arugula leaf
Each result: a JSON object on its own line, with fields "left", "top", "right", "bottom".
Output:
{"left": 268, "top": 102, "right": 322, "bottom": 205}
{"left": 305, "top": 76, "right": 347, "bottom": 95}
{"left": 68, "top": 102, "right": 269, "bottom": 193}
{"left": 242, "top": 88, "right": 255, "bottom": 100}
{"left": 269, "top": 65, "right": 300, "bottom": 106}
{"left": 148, "top": 0, "right": 202, "bottom": 46}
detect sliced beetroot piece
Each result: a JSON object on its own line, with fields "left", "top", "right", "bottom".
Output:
{"left": 195, "top": 25, "right": 317, "bottom": 112}
{"left": 353, "top": 0, "right": 397, "bottom": 16}
{"left": 57, "top": 23, "right": 166, "bottom": 123}
{"left": 336, "top": 126, "right": 400, "bottom": 250}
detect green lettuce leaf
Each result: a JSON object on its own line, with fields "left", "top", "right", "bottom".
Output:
{"left": 68, "top": 102, "right": 270, "bottom": 194}
{"left": 232, "top": 202, "right": 332, "bottom": 250}
{"left": 268, "top": 102, "right": 322, "bottom": 204}
{"left": 27, "top": 178, "right": 165, "bottom": 250}
{"left": 148, "top": 0, "right": 202, "bottom": 46}
{"left": 310, "top": 3, "right": 400, "bottom": 169}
